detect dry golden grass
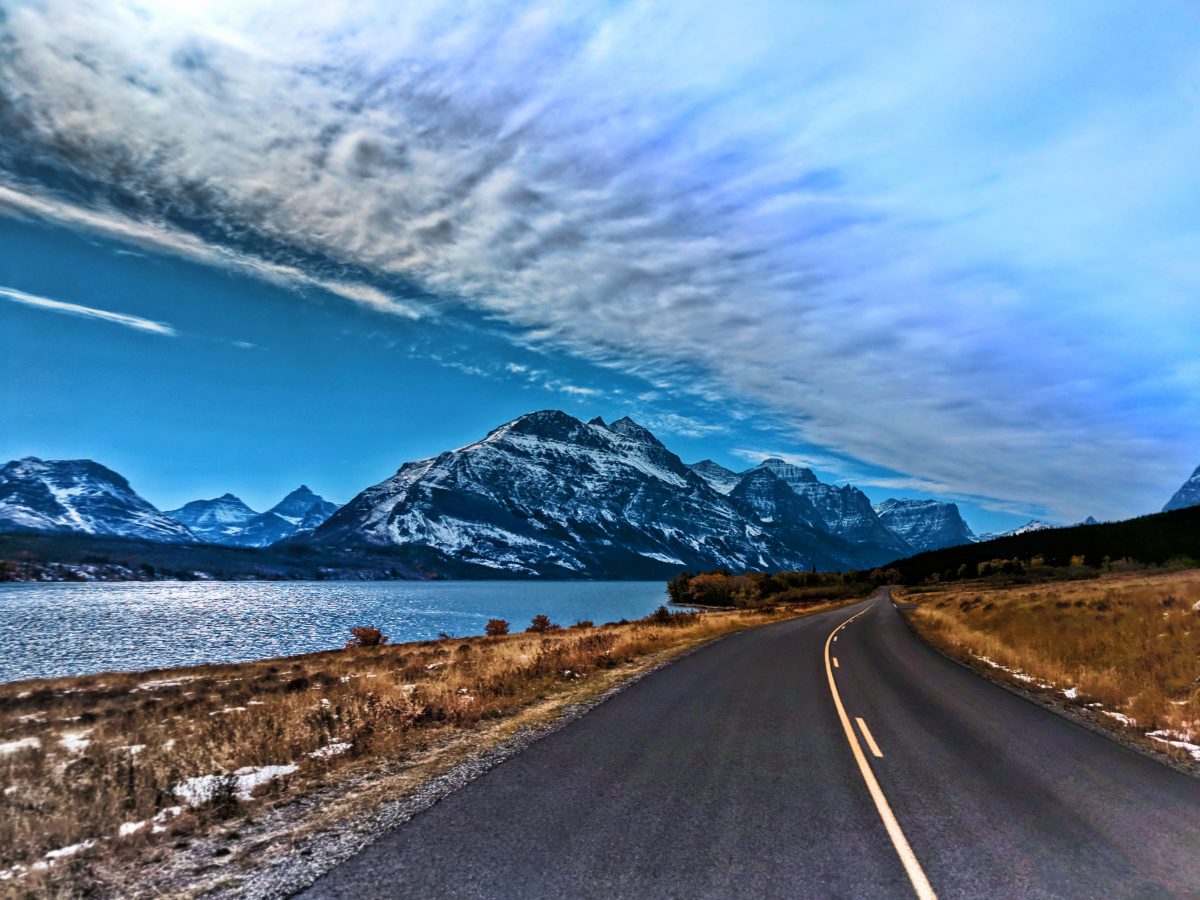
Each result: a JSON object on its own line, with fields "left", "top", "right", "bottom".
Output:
{"left": 901, "top": 569, "right": 1200, "bottom": 753}
{"left": 0, "top": 600, "right": 848, "bottom": 894}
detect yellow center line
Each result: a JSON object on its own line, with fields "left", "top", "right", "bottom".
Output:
{"left": 856, "top": 717, "right": 884, "bottom": 758}
{"left": 825, "top": 599, "right": 938, "bottom": 900}
{"left": 833, "top": 657, "right": 839, "bottom": 667}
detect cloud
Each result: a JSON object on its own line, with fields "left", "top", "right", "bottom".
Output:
{"left": 0, "top": 0, "right": 1198, "bottom": 520}
{"left": 0, "top": 286, "right": 177, "bottom": 336}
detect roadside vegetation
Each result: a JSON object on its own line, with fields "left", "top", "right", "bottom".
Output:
{"left": 667, "top": 567, "right": 898, "bottom": 608}
{"left": 901, "top": 565, "right": 1200, "bottom": 765}
{"left": 0, "top": 598, "right": 854, "bottom": 897}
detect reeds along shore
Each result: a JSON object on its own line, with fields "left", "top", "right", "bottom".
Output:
{"left": 902, "top": 568, "right": 1200, "bottom": 758}
{"left": 0, "top": 601, "right": 839, "bottom": 882}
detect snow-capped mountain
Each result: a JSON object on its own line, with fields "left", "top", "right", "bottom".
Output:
{"left": 1163, "top": 465, "right": 1200, "bottom": 513}
{"left": 307, "top": 410, "right": 891, "bottom": 578}
{"left": 873, "top": 498, "right": 976, "bottom": 553}
{"left": 688, "top": 457, "right": 913, "bottom": 558}
{"left": 0, "top": 457, "right": 196, "bottom": 542}
{"left": 977, "top": 519, "right": 1054, "bottom": 542}
{"left": 164, "top": 493, "right": 259, "bottom": 542}
{"left": 165, "top": 486, "right": 340, "bottom": 547}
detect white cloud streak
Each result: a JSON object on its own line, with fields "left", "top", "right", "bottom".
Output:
{"left": 0, "top": 286, "right": 177, "bottom": 336}
{"left": 0, "top": 0, "right": 1198, "bottom": 519}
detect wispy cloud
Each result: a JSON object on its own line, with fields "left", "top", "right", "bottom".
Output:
{"left": 0, "top": 286, "right": 177, "bottom": 336}
{"left": 0, "top": 1, "right": 1197, "bottom": 519}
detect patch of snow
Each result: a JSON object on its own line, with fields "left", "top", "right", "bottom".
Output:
{"left": 1146, "top": 731, "right": 1200, "bottom": 760}
{"left": 59, "top": 731, "right": 92, "bottom": 753}
{"left": 637, "top": 550, "right": 685, "bottom": 565}
{"left": 1101, "top": 710, "right": 1136, "bottom": 726}
{"left": 308, "top": 742, "right": 352, "bottom": 759}
{"left": 118, "top": 820, "right": 146, "bottom": 838}
{"left": 209, "top": 707, "right": 247, "bottom": 715}
{"left": 1063, "top": 688, "right": 1079, "bottom": 700}
{"left": 130, "top": 678, "right": 192, "bottom": 693}
{"left": 44, "top": 840, "right": 96, "bottom": 860}
{"left": 17, "top": 691, "right": 31, "bottom": 699}
{"left": 174, "top": 764, "right": 298, "bottom": 805}
{"left": 0, "top": 737, "right": 40, "bottom": 755}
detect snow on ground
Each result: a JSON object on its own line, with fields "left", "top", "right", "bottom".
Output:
{"left": 0, "top": 737, "right": 40, "bottom": 755}
{"left": 59, "top": 731, "right": 92, "bottom": 753}
{"left": 1146, "top": 731, "right": 1200, "bottom": 760}
{"left": 174, "top": 765, "right": 299, "bottom": 805}
{"left": 309, "top": 742, "right": 352, "bottom": 759}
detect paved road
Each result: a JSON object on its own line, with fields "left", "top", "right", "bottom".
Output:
{"left": 297, "top": 590, "right": 1200, "bottom": 899}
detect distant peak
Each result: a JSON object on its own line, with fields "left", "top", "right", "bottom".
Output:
{"left": 218, "top": 493, "right": 241, "bottom": 501}
{"left": 587, "top": 416, "right": 607, "bottom": 428}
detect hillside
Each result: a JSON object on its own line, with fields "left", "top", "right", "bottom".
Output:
{"left": 885, "top": 505, "right": 1200, "bottom": 584}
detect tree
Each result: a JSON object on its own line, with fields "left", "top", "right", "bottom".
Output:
{"left": 485, "top": 618, "right": 510, "bottom": 636}
{"left": 526, "top": 614, "right": 560, "bottom": 633}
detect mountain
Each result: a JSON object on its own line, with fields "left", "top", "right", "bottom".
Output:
{"left": 0, "top": 457, "right": 195, "bottom": 542}
{"left": 164, "top": 494, "right": 259, "bottom": 543}
{"left": 977, "top": 519, "right": 1054, "bottom": 542}
{"left": 873, "top": 498, "right": 976, "bottom": 553}
{"left": 688, "top": 457, "right": 913, "bottom": 558}
{"left": 1164, "top": 465, "right": 1200, "bottom": 512}
{"left": 165, "top": 485, "right": 341, "bottom": 548}
{"left": 685, "top": 460, "right": 742, "bottom": 495}
{"left": 305, "top": 410, "right": 890, "bottom": 578}
{"left": 750, "top": 458, "right": 912, "bottom": 556}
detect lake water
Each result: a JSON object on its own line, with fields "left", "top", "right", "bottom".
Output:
{"left": 0, "top": 580, "right": 675, "bottom": 684}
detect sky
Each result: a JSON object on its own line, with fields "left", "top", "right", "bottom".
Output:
{"left": 1, "top": 0, "right": 1199, "bottom": 533}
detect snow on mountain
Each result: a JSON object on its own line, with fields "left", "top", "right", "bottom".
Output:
{"left": 750, "top": 459, "right": 912, "bottom": 556}
{"left": 685, "top": 460, "right": 742, "bottom": 495}
{"left": 164, "top": 494, "right": 259, "bottom": 542}
{"left": 165, "top": 485, "right": 341, "bottom": 547}
{"left": 873, "top": 498, "right": 976, "bottom": 553}
{"left": 688, "top": 457, "right": 912, "bottom": 558}
{"left": 0, "top": 457, "right": 196, "bottom": 542}
{"left": 977, "top": 519, "right": 1054, "bottom": 542}
{"left": 308, "top": 410, "right": 889, "bottom": 578}
{"left": 1163, "top": 465, "right": 1200, "bottom": 513}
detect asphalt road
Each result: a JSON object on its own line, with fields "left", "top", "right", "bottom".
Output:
{"left": 296, "top": 590, "right": 1200, "bottom": 899}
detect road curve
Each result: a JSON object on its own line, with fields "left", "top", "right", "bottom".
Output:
{"left": 296, "top": 590, "right": 1200, "bottom": 899}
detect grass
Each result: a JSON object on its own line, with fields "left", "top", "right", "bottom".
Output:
{"left": 901, "top": 568, "right": 1200, "bottom": 760}
{"left": 0, "top": 599, "right": 852, "bottom": 896}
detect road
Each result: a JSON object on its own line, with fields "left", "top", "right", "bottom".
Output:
{"left": 296, "top": 590, "right": 1200, "bottom": 899}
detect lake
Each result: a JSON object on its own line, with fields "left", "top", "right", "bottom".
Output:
{"left": 0, "top": 580, "right": 675, "bottom": 683}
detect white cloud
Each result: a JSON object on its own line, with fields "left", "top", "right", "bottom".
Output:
{"left": 0, "top": 286, "right": 177, "bottom": 336}
{"left": 0, "top": 0, "right": 1197, "bottom": 520}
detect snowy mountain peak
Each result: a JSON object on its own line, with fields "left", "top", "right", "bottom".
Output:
{"left": 753, "top": 458, "right": 820, "bottom": 487}
{"left": 686, "top": 460, "right": 741, "bottom": 495}
{"left": 873, "top": 498, "right": 976, "bottom": 552}
{"left": 1164, "top": 464, "right": 1200, "bottom": 512}
{"left": 977, "top": 519, "right": 1054, "bottom": 542}
{"left": 165, "top": 485, "right": 341, "bottom": 547}
{"left": 587, "top": 416, "right": 607, "bottom": 427}
{"left": 0, "top": 456, "right": 195, "bottom": 542}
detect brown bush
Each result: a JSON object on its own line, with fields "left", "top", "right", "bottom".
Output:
{"left": 484, "top": 618, "right": 510, "bottom": 636}
{"left": 346, "top": 626, "right": 388, "bottom": 648}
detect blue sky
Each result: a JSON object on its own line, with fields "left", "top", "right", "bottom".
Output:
{"left": 2, "top": 0, "right": 1199, "bottom": 533}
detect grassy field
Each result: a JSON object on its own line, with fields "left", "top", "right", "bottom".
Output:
{"left": 901, "top": 568, "right": 1200, "bottom": 763}
{"left": 0, "top": 600, "right": 851, "bottom": 897}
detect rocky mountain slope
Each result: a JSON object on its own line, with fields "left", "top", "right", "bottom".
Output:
{"left": 0, "top": 457, "right": 196, "bottom": 542}
{"left": 1164, "top": 465, "right": 1200, "bottom": 512}
{"left": 873, "top": 498, "right": 976, "bottom": 553}
{"left": 166, "top": 486, "right": 340, "bottom": 547}
{"left": 306, "top": 411, "right": 896, "bottom": 578}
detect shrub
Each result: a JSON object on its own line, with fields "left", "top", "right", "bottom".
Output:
{"left": 525, "top": 614, "right": 562, "bottom": 633}
{"left": 485, "top": 618, "right": 510, "bottom": 636}
{"left": 346, "top": 626, "right": 388, "bottom": 648}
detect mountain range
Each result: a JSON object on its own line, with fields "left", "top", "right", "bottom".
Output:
{"left": 303, "top": 411, "right": 971, "bottom": 577}
{"left": 3, "top": 412, "right": 1196, "bottom": 578}
{"left": 165, "top": 487, "right": 340, "bottom": 547}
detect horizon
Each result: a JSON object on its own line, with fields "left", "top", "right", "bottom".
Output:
{"left": 4, "top": 1, "right": 1200, "bottom": 535}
